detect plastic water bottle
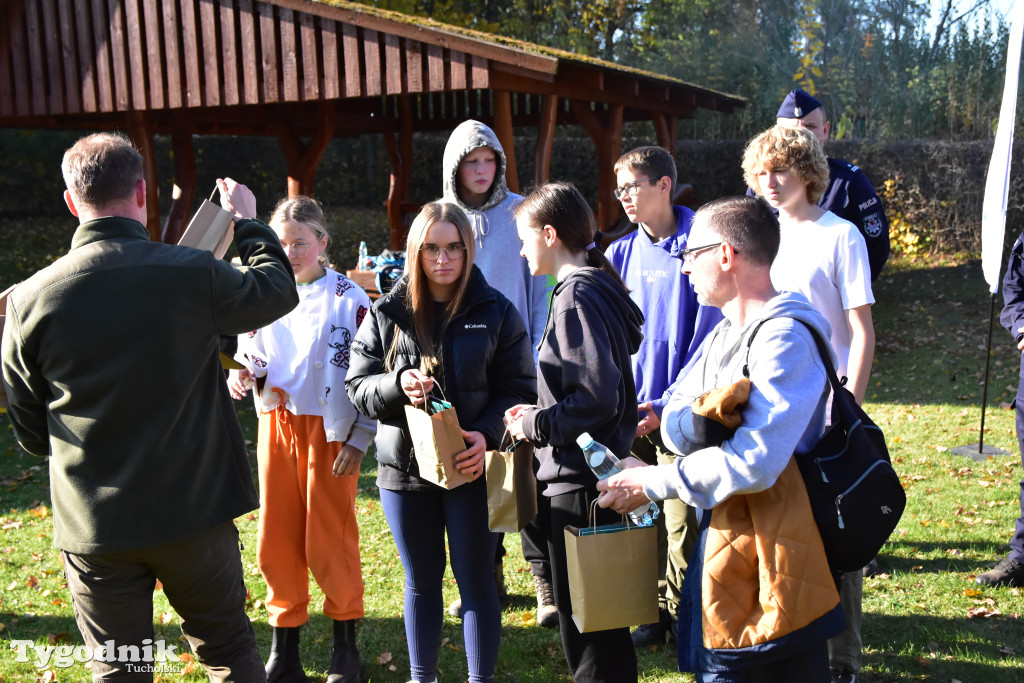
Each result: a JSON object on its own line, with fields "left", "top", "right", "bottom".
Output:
{"left": 577, "top": 432, "right": 660, "bottom": 527}
{"left": 357, "top": 241, "right": 369, "bottom": 270}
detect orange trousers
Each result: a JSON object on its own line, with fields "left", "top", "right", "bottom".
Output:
{"left": 257, "top": 408, "right": 364, "bottom": 627}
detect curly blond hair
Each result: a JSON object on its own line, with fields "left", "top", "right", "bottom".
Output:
{"left": 741, "top": 126, "right": 829, "bottom": 204}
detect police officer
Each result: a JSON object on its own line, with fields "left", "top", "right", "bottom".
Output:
{"left": 982, "top": 229, "right": 1024, "bottom": 588}
{"left": 766, "top": 88, "right": 891, "bottom": 281}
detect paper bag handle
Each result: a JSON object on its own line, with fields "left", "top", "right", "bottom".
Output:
{"left": 499, "top": 428, "right": 525, "bottom": 452}
{"left": 209, "top": 185, "right": 219, "bottom": 202}
{"left": 588, "top": 497, "right": 629, "bottom": 533}
{"left": 411, "top": 376, "right": 450, "bottom": 414}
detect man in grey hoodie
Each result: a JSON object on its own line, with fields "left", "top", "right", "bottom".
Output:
{"left": 441, "top": 119, "right": 556, "bottom": 623}
{"left": 597, "top": 196, "right": 842, "bottom": 681}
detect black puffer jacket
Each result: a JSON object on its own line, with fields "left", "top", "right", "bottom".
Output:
{"left": 346, "top": 265, "right": 537, "bottom": 480}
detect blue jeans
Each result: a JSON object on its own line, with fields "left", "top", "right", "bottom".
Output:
{"left": 380, "top": 479, "right": 500, "bottom": 683}
{"left": 698, "top": 641, "right": 830, "bottom": 682}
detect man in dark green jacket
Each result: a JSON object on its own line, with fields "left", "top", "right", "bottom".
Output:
{"left": 1, "top": 132, "right": 298, "bottom": 681}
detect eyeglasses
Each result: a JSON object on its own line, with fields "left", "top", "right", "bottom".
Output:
{"left": 678, "top": 242, "right": 723, "bottom": 264}
{"left": 421, "top": 243, "right": 467, "bottom": 261}
{"left": 612, "top": 177, "right": 656, "bottom": 200}
{"left": 283, "top": 242, "right": 311, "bottom": 258}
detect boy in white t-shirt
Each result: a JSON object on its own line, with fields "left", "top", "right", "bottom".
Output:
{"left": 742, "top": 124, "right": 875, "bottom": 683}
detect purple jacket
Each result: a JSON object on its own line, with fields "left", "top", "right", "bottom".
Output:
{"left": 605, "top": 206, "right": 722, "bottom": 417}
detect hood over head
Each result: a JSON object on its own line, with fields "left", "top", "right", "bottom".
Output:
{"left": 442, "top": 120, "right": 510, "bottom": 213}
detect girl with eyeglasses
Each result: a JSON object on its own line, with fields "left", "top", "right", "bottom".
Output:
{"left": 346, "top": 201, "right": 536, "bottom": 683}
{"left": 505, "top": 182, "right": 645, "bottom": 683}
{"left": 227, "top": 195, "right": 374, "bottom": 683}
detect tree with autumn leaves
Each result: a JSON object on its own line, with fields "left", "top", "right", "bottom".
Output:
{"left": 352, "top": 0, "right": 1015, "bottom": 141}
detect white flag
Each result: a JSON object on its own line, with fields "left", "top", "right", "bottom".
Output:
{"left": 982, "top": 4, "right": 1024, "bottom": 294}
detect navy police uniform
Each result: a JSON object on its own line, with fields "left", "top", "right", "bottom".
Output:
{"left": 998, "top": 230, "right": 1024, "bottom": 567}
{"left": 821, "top": 158, "right": 890, "bottom": 281}
{"left": 769, "top": 88, "right": 891, "bottom": 281}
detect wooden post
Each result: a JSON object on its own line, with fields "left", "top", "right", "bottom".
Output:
{"left": 276, "top": 102, "right": 335, "bottom": 197}
{"left": 534, "top": 94, "right": 558, "bottom": 187}
{"left": 571, "top": 100, "right": 623, "bottom": 237}
{"left": 161, "top": 113, "right": 196, "bottom": 244}
{"left": 492, "top": 89, "right": 519, "bottom": 193}
{"left": 653, "top": 112, "right": 675, "bottom": 153}
{"left": 385, "top": 95, "right": 414, "bottom": 250}
{"left": 126, "top": 111, "right": 161, "bottom": 241}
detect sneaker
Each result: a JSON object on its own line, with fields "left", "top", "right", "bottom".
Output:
{"left": 976, "top": 554, "right": 1024, "bottom": 587}
{"left": 863, "top": 556, "right": 881, "bottom": 578}
{"left": 631, "top": 608, "right": 672, "bottom": 646}
{"left": 831, "top": 667, "right": 857, "bottom": 683}
{"left": 534, "top": 574, "right": 558, "bottom": 628}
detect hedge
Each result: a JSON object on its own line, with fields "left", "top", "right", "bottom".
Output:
{"left": 2, "top": 129, "right": 1020, "bottom": 257}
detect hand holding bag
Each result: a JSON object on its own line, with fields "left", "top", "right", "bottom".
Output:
{"left": 484, "top": 431, "right": 537, "bottom": 532}
{"left": 564, "top": 500, "right": 658, "bottom": 633}
{"left": 176, "top": 186, "right": 235, "bottom": 259}
{"left": 404, "top": 383, "right": 471, "bottom": 489}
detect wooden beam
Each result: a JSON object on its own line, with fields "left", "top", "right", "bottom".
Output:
{"left": 161, "top": 114, "right": 196, "bottom": 244}
{"left": 141, "top": 0, "right": 163, "bottom": 110}
{"left": 571, "top": 100, "right": 623, "bottom": 237}
{"left": 238, "top": 0, "right": 260, "bottom": 104}
{"left": 653, "top": 112, "right": 671, "bottom": 152}
{"left": 276, "top": 101, "right": 336, "bottom": 197}
{"left": 56, "top": 0, "right": 82, "bottom": 113}
{"left": 534, "top": 94, "right": 557, "bottom": 187}
{"left": 385, "top": 95, "right": 414, "bottom": 250}
{"left": 126, "top": 111, "right": 161, "bottom": 241}
{"left": 492, "top": 90, "right": 518, "bottom": 194}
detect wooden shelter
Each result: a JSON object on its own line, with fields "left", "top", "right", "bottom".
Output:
{"left": 0, "top": 0, "right": 745, "bottom": 247}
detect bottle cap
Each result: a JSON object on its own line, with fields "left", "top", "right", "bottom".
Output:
{"left": 575, "top": 432, "right": 593, "bottom": 449}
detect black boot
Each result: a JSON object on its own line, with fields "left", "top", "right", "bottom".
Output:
{"left": 327, "top": 619, "right": 362, "bottom": 683}
{"left": 265, "top": 625, "right": 307, "bottom": 683}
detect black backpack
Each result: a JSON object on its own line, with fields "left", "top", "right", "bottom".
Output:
{"left": 744, "top": 317, "right": 906, "bottom": 572}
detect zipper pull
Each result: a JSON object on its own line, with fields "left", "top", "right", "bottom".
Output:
{"left": 816, "top": 458, "right": 829, "bottom": 483}
{"left": 835, "top": 495, "right": 845, "bottom": 530}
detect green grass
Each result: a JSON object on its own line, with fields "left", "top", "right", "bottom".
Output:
{"left": 1, "top": 254, "right": 1024, "bottom": 681}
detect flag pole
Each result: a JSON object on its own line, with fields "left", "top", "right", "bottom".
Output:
{"left": 954, "top": 3, "right": 1024, "bottom": 461}
{"left": 979, "top": 293, "right": 997, "bottom": 454}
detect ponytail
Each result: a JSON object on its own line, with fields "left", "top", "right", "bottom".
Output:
{"left": 515, "top": 182, "right": 626, "bottom": 289}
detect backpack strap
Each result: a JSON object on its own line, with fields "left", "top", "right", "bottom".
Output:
{"left": 742, "top": 316, "right": 846, "bottom": 394}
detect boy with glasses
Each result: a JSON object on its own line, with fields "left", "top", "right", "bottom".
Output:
{"left": 605, "top": 146, "right": 722, "bottom": 646}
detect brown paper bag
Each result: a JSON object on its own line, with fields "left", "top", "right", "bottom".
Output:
{"left": 404, "top": 398, "right": 471, "bottom": 490}
{"left": 564, "top": 503, "right": 658, "bottom": 633}
{"left": 485, "top": 432, "right": 537, "bottom": 532}
{"left": 0, "top": 282, "right": 18, "bottom": 412}
{"left": 177, "top": 188, "right": 234, "bottom": 259}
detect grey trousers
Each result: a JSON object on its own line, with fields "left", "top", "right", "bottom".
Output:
{"left": 827, "top": 569, "right": 864, "bottom": 673}
{"left": 62, "top": 521, "right": 265, "bottom": 682}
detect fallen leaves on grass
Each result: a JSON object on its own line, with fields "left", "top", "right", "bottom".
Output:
{"left": 966, "top": 606, "right": 1000, "bottom": 618}
{"left": 377, "top": 651, "right": 392, "bottom": 665}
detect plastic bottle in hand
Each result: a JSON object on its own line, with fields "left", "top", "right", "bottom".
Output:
{"left": 577, "top": 432, "right": 659, "bottom": 527}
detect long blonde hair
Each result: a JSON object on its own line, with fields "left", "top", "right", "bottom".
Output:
{"left": 386, "top": 201, "right": 476, "bottom": 375}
